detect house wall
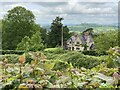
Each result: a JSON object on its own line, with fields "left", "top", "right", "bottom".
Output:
{"left": 66, "top": 34, "right": 94, "bottom": 51}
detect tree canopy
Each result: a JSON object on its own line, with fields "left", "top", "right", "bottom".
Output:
{"left": 16, "top": 30, "right": 44, "bottom": 51}
{"left": 94, "top": 31, "right": 118, "bottom": 53}
{"left": 48, "top": 16, "right": 70, "bottom": 47}
{"left": 2, "top": 6, "right": 36, "bottom": 50}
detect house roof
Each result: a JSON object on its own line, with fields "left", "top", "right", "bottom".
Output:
{"left": 83, "top": 28, "right": 93, "bottom": 33}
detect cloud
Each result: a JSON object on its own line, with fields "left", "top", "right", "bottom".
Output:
{"left": 0, "top": 1, "right": 118, "bottom": 25}
{"left": 0, "top": 0, "right": 119, "bottom": 2}
{"left": 31, "top": 2, "right": 117, "bottom": 15}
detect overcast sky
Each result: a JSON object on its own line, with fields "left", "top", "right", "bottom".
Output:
{"left": 0, "top": 0, "right": 119, "bottom": 26}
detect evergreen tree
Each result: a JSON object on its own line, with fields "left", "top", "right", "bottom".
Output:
{"left": 48, "top": 16, "right": 70, "bottom": 47}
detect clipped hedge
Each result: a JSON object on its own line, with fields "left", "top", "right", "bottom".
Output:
{"left": 46, "top": 51, "right": 108, "bottom": 69}
{"left": 82, "top": 50, "right": 108, "bottom": 56}
{"left": 82, "top": 50, "right": 98, "bottom": 56}
{"left": 0, "top": 50, "right": 24, "bottom": 55}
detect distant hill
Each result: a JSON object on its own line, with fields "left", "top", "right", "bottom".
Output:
{"left": 41, "top": 23, "right": 117, "bottom": 33}
{"left": 68, "top": 23, "right": 117, "bottom": 33}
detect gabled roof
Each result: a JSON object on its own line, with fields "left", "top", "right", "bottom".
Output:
{"left": 83, "top": 28, "right": 93, "bottom": 33}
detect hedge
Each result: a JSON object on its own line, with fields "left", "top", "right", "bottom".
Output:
{"left": 0, "top": 50, "right": 24, "bottom": 55}
{"left": 45, "top": 51, "right": 108, "bottom": 69}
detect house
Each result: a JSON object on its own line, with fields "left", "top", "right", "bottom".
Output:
{"left": 66, "top": 32, "right": 84, "bottom": 51}
{"left": 66, "top": 28, "right": 94, "bottom": 51}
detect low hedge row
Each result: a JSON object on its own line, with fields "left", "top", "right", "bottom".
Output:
{"left": 44, "top": 48, "right": 108, "bottom": 56}
{"left": 82, "top": 50, "right": 98, "bottom": 56}
{"left": 0, "top": 50, "right": 24, "bottom": 55}
{"left": 45, "top": 51, "right": 108, "bottom": 69}
{"left": 82, "top": 50, "right": 108, "bottom": 56}
{"left": 0, "top": 50, "right": 109, "bottom": 70}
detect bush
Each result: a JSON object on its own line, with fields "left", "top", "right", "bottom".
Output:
{"left": 82, "top": 50, "right": 98, "bottom": 56}
{"left": 16, "top": 30, "right": 44, "bottom": 51}
{"left": 45, "top": 51, "right": 108, "bottom": 69}
{"left": 94, "top": 31, "right": 118, "bottom": 54}
{"left": 0, "top": 50, "right": 24, "bottom": 55}
{"left": 107, "top": 46, "right": 120, "bottom": 68}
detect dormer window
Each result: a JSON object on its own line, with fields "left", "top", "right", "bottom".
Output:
{"left": 77, "top": 42, "right": 80, "bottom": 44}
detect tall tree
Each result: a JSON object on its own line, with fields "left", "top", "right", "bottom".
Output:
{"left": 63, "top": 26, "right": 71, "bottom": 42}
{"left": 94, "top": 31, "right": 118, "bottom": 53}
{"left": 34, "top": 24, "right": 48, "bottom": 45}
{"left": 40, "top": 28, "right": 48, "bottom": 46}
{"left": 48, "top": 16, "right": 70, "bottom": 47}
{"left": 2, "top": 6, "right": 36, "bottom": 50}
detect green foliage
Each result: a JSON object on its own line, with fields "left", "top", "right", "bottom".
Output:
{"left": 0, "top": 50, "right": 24, "bottom": 55}
{"left": 94, "top": 31, "right": 118, "bottom": 53}
{"left": 48, "top": 16, "right": 63, "bottom": 47}
{"left": 29, "top": 30, "right": 44, "bottom": 51}
{"left": 16, "top": 36, "right": 30, "bottom": 51}
{"left": 45, "top": 51, "right": 108, "bottom": 69}
{"left": 32, "top": 24, "right": 48, "bottom": 46}
{"left": 82, "top": 50, "right": 98, "bottom": 56}
{"left": 0, "top": 54, "right": 19, "bottom": 63}
{"left": 2, "top": 6, "right": 36, "bottom": 50}
{"left": 40, "top": 27, "right": 48, "bottom": 46}
{"left": 107, "top": 46, "right": 120, "bottom": 68}
{"left": 16, "top": 30, "right": 44, "bottom": 51}
{"left": 48, "top": 16, "right": 70, "bottom": 47}
{"left": 63, "top": 26, "right": 71, "bottom": 41}
{"left": 1, "top": 52, "right": 118, "bottom": 89}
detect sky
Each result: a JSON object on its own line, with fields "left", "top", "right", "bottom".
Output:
{"left": 0, "top": 0, "right": 119, "bottom": 26}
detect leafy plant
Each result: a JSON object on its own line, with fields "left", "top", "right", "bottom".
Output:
{"left": 17, "top": 30, "right": 44, "bottom": 51}
{"left": 107, "top": 46, "right": 120, "bottom": 68}
{"left": 1, "top": 49, "right": 120, "bottom": 89}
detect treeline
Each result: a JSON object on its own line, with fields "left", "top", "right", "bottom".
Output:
{"left": 2, "top": 6, "right": 71, "bottom": 51}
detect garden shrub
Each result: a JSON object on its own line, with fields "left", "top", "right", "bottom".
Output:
{"left": 16, "top": 30, "right": 44, "bottom": 51}
{"left": 107, "top": 46, "right": 120, "bottom": 68}
{"left": 94, "top": 31, "right": 118, "bottom": 54}
{"left": 0, "top": 50, "right": 24, "bottom": 55}
{"left": 82, "top": 50, "right": 98, "bottom": 56}
{"left": 62, "top": 52, "right": 107, "bottom": 69}
{"left": 46, "top": 51, "right": 108, "bottom": 69}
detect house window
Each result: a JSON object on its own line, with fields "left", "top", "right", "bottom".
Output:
{"left": 77, "top": 42, "right": 80, "bottom": 44}
{"left": 76, "top": 48, "right": 80, "bottom": 50}
{"left": 69, "top": 47, "right": 71, "bottom": 50}
{"left": 72, "top": 47, "right": 74, "bottom": 50}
